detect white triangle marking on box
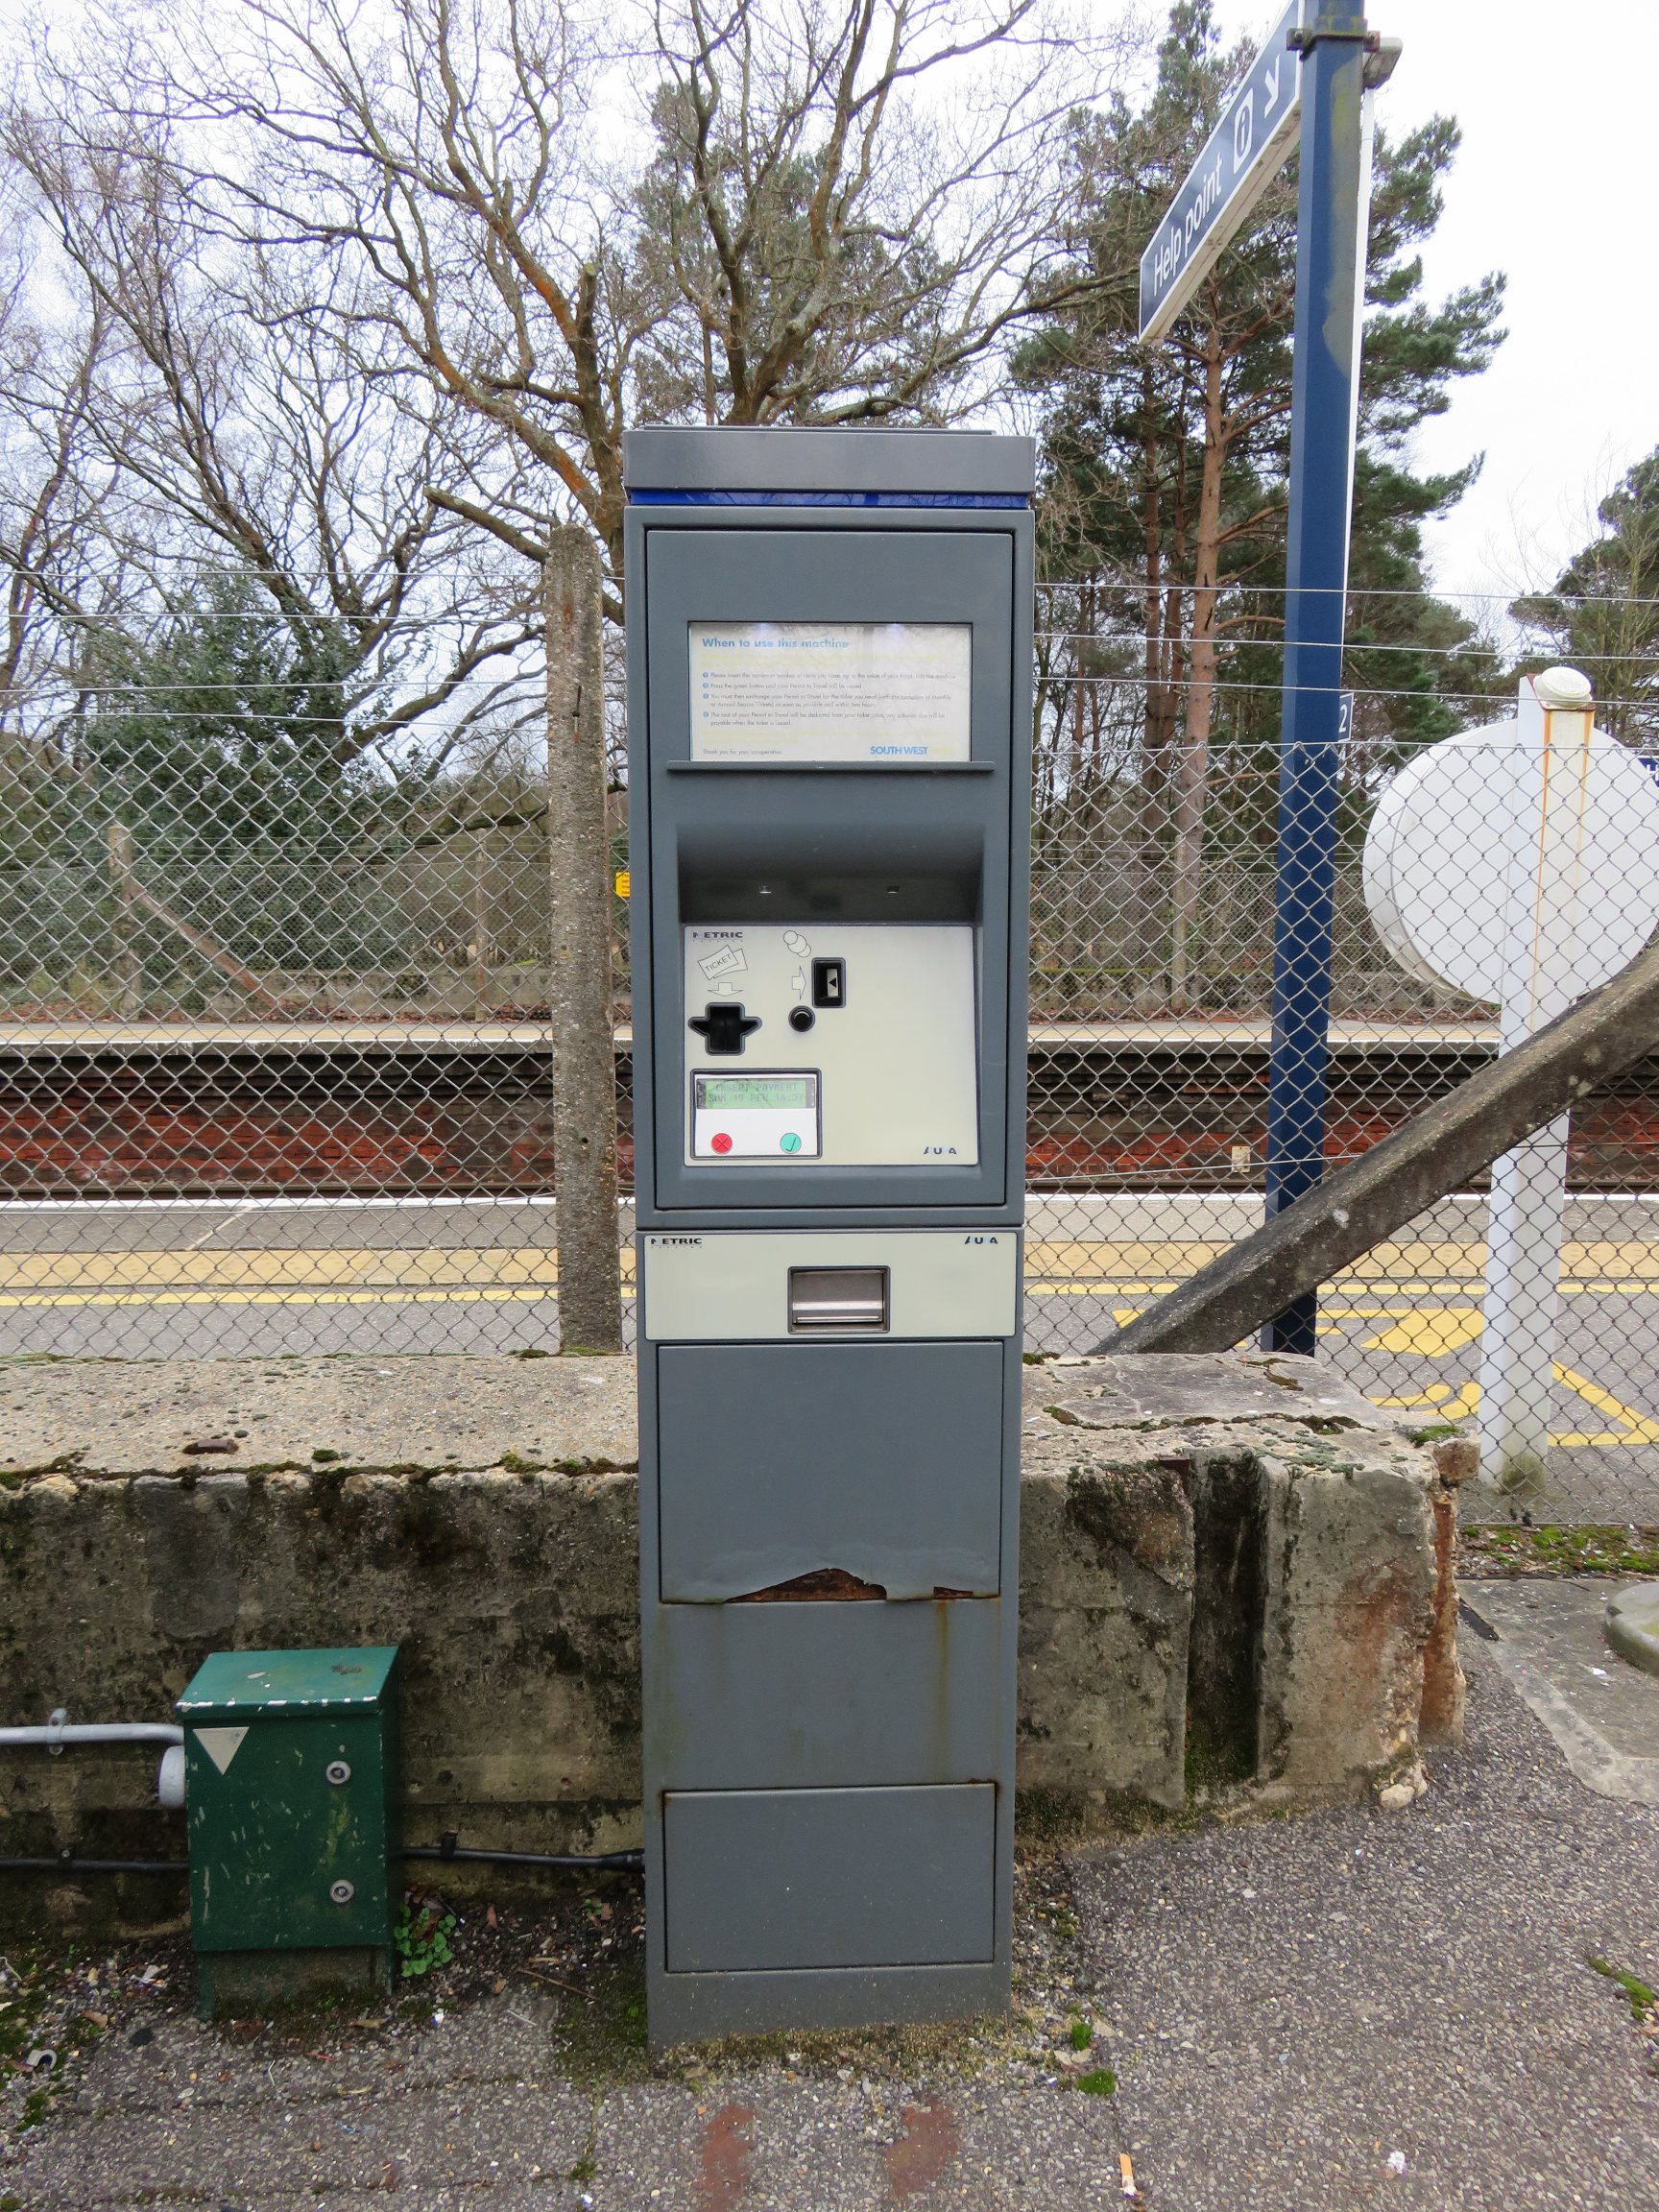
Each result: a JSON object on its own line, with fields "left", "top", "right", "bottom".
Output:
{"left": 194, "top": 1726, "right": 249, "bottom": 1775}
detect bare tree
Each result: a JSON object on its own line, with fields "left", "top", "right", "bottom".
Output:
{"left": 0, "top": 176, "right": 128, "bottom": 769}
{"left": 3, "top": 81, "right": 541, "bottom": 781}
{"left": 634, "top": 2, "right": 1120, "bottom": 432}
{"left": 82, "top": 0, "right": 1138, "bottom": 1342}
{"left": 150, "top": 0, "right": 1138, "bottom": 594}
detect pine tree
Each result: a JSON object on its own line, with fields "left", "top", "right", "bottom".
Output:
{"left": 1513, "top": 452, "right": 1659, "bottom": 750}
{"left": 1018, "top": 0, "right": 1505, "bottom": 1009}
{"left": 74, "top": 574, "right": 360, "bottom": 849}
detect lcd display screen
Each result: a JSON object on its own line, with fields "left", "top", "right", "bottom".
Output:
{"left": 696, "top": 1075, "right": 816, "bottom": 1111}
{"left": 690, "top": 1070, "right": 822, "bottom": 1160}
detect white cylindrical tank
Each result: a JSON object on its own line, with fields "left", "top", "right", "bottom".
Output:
{"left": 1362, "top": 717, "right": 1659, "bottom": 1006}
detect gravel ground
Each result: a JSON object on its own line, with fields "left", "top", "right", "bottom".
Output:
{"left": 1076, "top": 1640, "right": 1659, "bottom": 2210}
{"left": 5, "top": 1639, "right": 1659, "bottom": 2208}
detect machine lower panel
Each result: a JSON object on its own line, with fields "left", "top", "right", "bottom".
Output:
{"left": 663, "top": 1785, "right": 995, "bottom": 1973}
{"left": 649, "top": 1961, "right": 1010, "bottom": 2047}
{"left": 650, "top": 1599, "right": 1004, "bottom": 1790}
{"left": 656, "top": 1339, "right": 1003, "bottom": 1600}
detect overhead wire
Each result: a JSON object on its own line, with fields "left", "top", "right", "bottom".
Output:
{"left": 10, "top": 565, "right": 1659, "bottom": 607}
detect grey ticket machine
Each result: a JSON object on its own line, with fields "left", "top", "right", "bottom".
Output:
{"left": 624, "top": 425, "right": 1033, "bottom": 2045}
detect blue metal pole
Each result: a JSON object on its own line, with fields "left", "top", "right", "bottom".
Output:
{"left": 1262, "top": 2, "right": 1370, "bottom": 1356}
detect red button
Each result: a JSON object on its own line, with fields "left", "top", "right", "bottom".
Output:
{"left": 710, "top": 1131, "right": 733, "bottom": 1154}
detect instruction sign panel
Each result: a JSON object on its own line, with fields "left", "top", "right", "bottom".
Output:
{"left": 688, "top": 622, "right": 972, "bottom": 762}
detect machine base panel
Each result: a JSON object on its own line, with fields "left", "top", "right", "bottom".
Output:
{"left": 648, "top": 1960, "right": 1011, "bottom": 2050}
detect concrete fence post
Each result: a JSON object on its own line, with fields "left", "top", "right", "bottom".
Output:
{"left": 544, "top": 527, "right": 622, "bottom": 1355}
{"left": 1478, "top": 667, "right": 1596, "bottom": 1495}
{"left": 106, "top": 819, "right": 142, "bottom": 1017}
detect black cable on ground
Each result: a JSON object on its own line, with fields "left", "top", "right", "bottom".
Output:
{"left": 1, "top": 1840, "right": 643, "bottom": 1877}
{"left": 404, "top": 1835, "right": 642, "bottom": 1873}
{"left": 0, "top": 1855, "right": 187, "bottom": 1874}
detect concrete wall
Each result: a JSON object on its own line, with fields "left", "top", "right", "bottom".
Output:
{"left": 1, "top": 1350, "right": 1460, "bottom": 1925}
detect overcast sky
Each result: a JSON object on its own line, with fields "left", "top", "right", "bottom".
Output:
{"left": 1213, "top": 0, "right": 1657, "bottom": 621}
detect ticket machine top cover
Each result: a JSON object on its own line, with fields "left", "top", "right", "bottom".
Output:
{"left": 624, "top": 426, "right": 1034, "bottom": 1232}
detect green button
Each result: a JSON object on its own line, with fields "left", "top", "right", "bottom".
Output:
{"left": 780, "top": 1131, "right": 803, "bottom": 1154}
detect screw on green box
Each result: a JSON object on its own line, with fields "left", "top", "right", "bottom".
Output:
{"left": 177, "top": 1647, "right": 399, "bottom": 2015}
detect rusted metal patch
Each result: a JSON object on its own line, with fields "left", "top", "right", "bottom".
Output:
{"left": 729, "top": 1567, "right": 887, "bottom": 1603}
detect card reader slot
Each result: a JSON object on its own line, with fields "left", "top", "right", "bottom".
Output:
{"left": 787, "top": 1265, "right": 889, "bottom": 1333}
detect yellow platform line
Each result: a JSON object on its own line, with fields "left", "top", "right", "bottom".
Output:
{"left": 0, "top": 1247, "right": 639, "bottom": 1296}
{"left": 0, "top": 1286, "right": 577, "bottom": 1310}
{"left": 4, "top": 1238, "right": 1658, "bottom": 1299}
{"left": 1370, "top": 1365, "right": 1659, "bottom": 1451}
{"left": 10, "top": 1277, "right": 1659, "bottom": 1310}
{"left": 0, "top": 1246, "right": 579, "bottom": 1291}
{"left": 1023, "top": 1239, "right": 1659, "bottom": 1283}
{"left": 1027, "top": 1281, "right": 1659, "bottom": 1297}
{"left": 1552, "top": 1365, "right": 1659, "bottom": 1446}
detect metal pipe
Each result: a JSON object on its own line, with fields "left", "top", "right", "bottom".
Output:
{"left": 0, "top": 1722, "right": 184, "bottom": 1748}
{"left": 1, "top": 1726, "right": 641, "bottom": 1876}
{"left": 1262, "top": 0, "right": 1377, "bottom": 1354}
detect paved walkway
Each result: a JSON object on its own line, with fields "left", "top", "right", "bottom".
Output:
{"left": 7, "top": 1637, "right": 1659, "bottom": 2209}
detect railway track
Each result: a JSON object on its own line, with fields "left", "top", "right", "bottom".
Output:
{"left": 1, "top": 1021, "right": 1656, "bottom": 1196}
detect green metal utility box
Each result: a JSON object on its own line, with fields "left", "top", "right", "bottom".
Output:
{"left": 177, "top": 1647, "right": 399, "bottom": 2013}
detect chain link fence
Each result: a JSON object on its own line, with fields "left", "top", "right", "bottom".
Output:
{"left": 1023, "top": 585, "right": 1659, "bottom": 1527}
{"left": 3, "top": 589, "right": 1657, "bottom": 1520}
{"left": 0, "top": 709, "right": 623, "bottom": 1357}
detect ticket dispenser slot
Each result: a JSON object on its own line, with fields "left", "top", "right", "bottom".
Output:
{"left": 626, "top": 424, "right": 1032, "bottom": 2048}
{"left": 787, "top": 1265, "right": 888, "bottom": 1332}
